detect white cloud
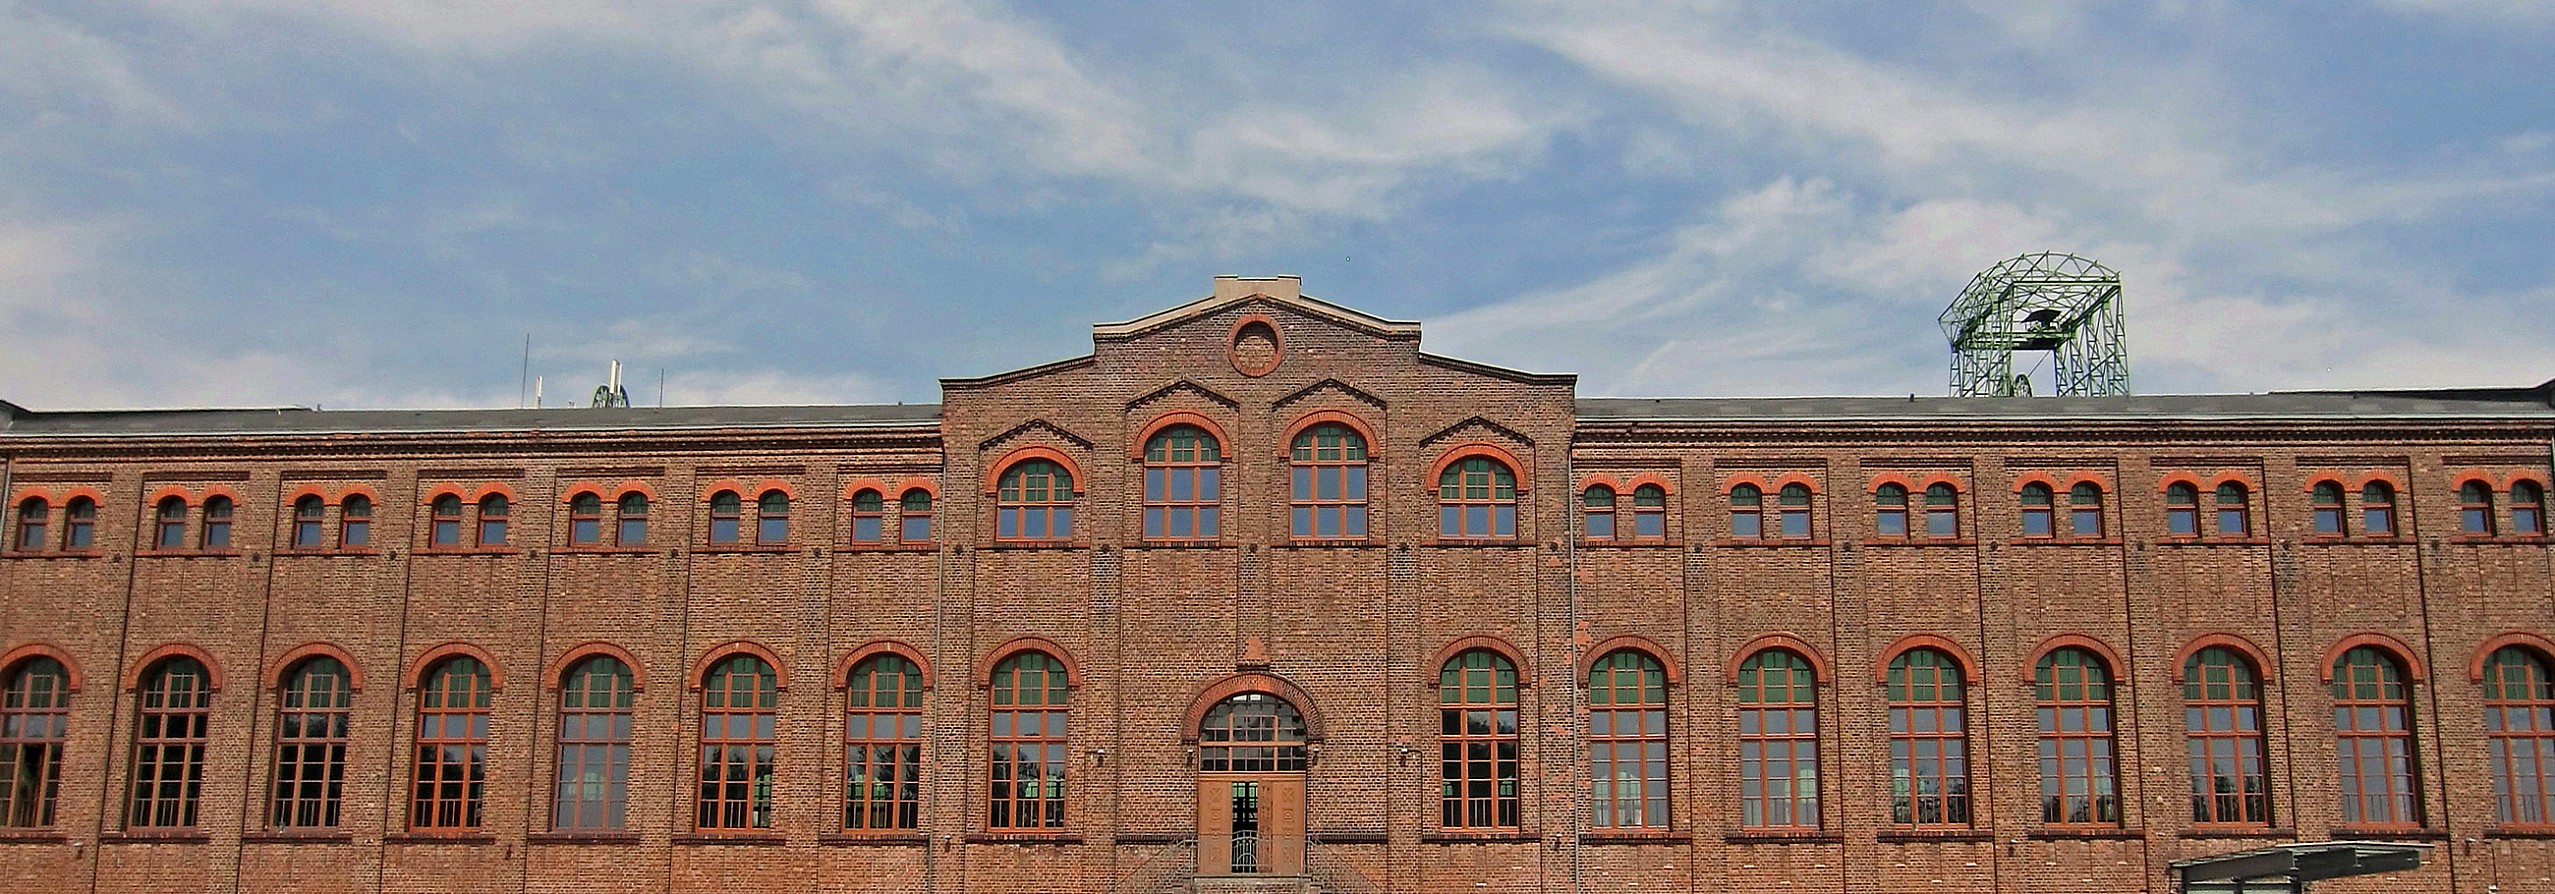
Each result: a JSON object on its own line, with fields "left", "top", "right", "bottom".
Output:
{"left": 2369, "top": 0, "right": 2555, "bottom": 27}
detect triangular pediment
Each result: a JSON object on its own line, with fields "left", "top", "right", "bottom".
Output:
{"left": 1126, "top": 379, "right": 1240, "bottom": 411}
{"left": 977, "top": 417, "right": 1094, "bottom": 451}
{"left": 1419, "top": 415, "right": 1535, "bottom": 449}
{"left": 1271, "top": 378, "right": 1386, "bottom": 411}
{"left": 1091, "top": 275, "right": 1420, "bottom": 342}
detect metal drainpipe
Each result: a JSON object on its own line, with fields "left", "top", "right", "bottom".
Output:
{"left": 1563, "top": 444, "right": 1582, "bottom": 894}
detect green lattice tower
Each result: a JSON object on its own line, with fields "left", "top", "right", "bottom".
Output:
{"left": 1939, "top": 252, "right": 2129, "bottom": 397}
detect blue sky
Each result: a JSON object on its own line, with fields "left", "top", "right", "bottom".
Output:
{"left": 3, "top": 0, "right": 2550, "bottom": 409}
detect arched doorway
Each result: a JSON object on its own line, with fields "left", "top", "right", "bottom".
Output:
{"left": 1195, "top": 692, "right": 1309, "bottom": 876}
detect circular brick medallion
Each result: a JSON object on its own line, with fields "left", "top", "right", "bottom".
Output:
{"left": 1230, "top": 316, "right": 1282, "bottom": 377}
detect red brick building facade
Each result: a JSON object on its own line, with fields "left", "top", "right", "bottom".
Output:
{"left": 2, "top": 276, "right": 2552, "bottom": 893}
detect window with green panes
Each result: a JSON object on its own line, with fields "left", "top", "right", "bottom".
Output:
{"left": 846, "top": 655, "right": 923, "bottom": 831}
{"left": 1582, "top": 485, "right": 1617, "bottom": 539}
{"left": 2331, "top": 646, "right": 2419, "bottom": 827}
{"left": 1737, "top": 650, "right": 1818, "bottom": 830}
{"left": 2183, "top": 647, "right": 2269, "bottom": 826}
{"left": 1922, "top": 483, "right": 1959, "bottom": 539}
{"left": 554, "top": 656, "right": 632, "bottom": 831}
{"left": 1887, "top": 649, "right": 1969, "bottom": 828}
{"left": 849, "top": 489, "right": 884, "bottom": 543}
{"left": 1437, "top": 456, "right": 1517, "bottom": 540}
{"left": 1143, "top": 426, "right": 1221, "bottom": 540}
{"left": 1290, "top": 423, "right": 1368, "bottom": 539}
{"left": 1439, "top": 650, "right": 1518, "bottom": 828}
{"left": 2035, "top": 647, "right": 2120, "bottom": 825}
{"left": 1729, "top": 485, "right": 1763, "bottom": 538}
{"left": 1777, "top": 483, "right": 1813, "bottom": 538}
{"left": 1588, "top": 651, "right": 1666, "bottom": 828}
{"left": 997, "top": 460, "right": 1074, "bottom": 541}
{"left": 2068, "top": 483, "right": 2104, "bottom": 537}
{"left": 1630, "top": 484, "right": 1666, "bottom": 539}
{"left": 2482, "top": 647, "right": 2555, "bottom": 825}
{"left": 899, "top": 489, "right": 933, "bottom": 543}
{"left": 697, "top": 654, "right": 778, "bottom": 831}
{"left": 989, "top": 652, "right": 1069, "bottom": 829}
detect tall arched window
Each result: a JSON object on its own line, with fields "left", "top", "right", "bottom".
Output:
{"left": 2215, "top": 482, "right": 2252, "bottom": 537}
{"left": 1199, "top": 692, "right": 1308, "bottom": 772}
{"left": 1776, "top": 483, "right": 1813, "bottom": 539}
{"left": 988, "top": 652, "right": 1068, "bottom": 829}
{"left": 271, "top": 656, "right": 352, "bottom": 828}
{"left": 1630, "top": 485, "right": 1667, "bottom": 539}
{"left": 2020, "top": 483, "right": 2055, "bottom": 537}
{"left": 2484, "top": 647, "right": 2555, "bottom": 826}
{"left": 755, "top": 491, "right": 789, "bottom": 545}
{"left": 290, "top": 496, "right": 326, "bottom": 549}
{"left": 0, "top": 657, "right": 71, "bottom": 828}
{"left": 2312, "top": 481, "right": 2347, "bottom": 535}
{"left": 2362, "top": 482, "right": 2398, "bottom": 537}
{"left": 200, "top": 496, "right": 233, "bottom": 548}
{"left": 698, "top": 654, "right": 778, "bottom": 830}
{"left": 1142, "top": 425, "right": 1221, "bottom": 541}
{"left": 429, "top": 495, "right": 463, "bottom": 547}
{"left": 2332, "top": 646, "right": 2419, "bottom": 827}
{"left": 1289, "top": 423, "right": 1367, "bottom": 539}
{"left": 707, "top": 491, "right": 742, "bottom": 545}
{"left": 1875, "top": 484, "right": 1909, "bottom": 538}
{"left": 411, "top": 656, "right": 491, "bottom": 830}
{"left": 339, "top": 495, "right": 370, "bottom": 548}
{"left": 129, "top": 656, "right": 212, "bottom": 828}
{"left": 1440, "top": 650, "right": 1519, "bottom": 829}
{"left": 2167, "top": 482, "right": 2202, "bottom": 536}
{"left": 476, "top": 494, "right": 509, "bottom": 547}
{"left": 568, "top": 493, "right": 604, "bottom": 546}
{"left": 12, "top": 499, "right": 44, "bottom": 552}
{"left": 845, "top": 654, "right": 923, "bottom": 831}
{"left": 615, "top": 493, "right": 648, "bottom": 546}
{"left": 1729, "top": 485, "right": 1762, "bottom": 539}
{"left": 2069, "top": 483, "right": 2104, "bottom": 537}
{"left": 1437, "top": 457, "right": 1518, "bottom": 540}
{"left": 1888, "top": 649, "right": 1970, "bottom": 828}
{"left": 1588, "top": 650, "right": 1666, "bottom": 829}
{"left": 2461, "top": 481, "right": 2497, "bottom": 535}
{"left": 554, "top": 655, "right": 632, "bottom": 831}
{"left": 1583, "top": 485, "right": 1617, "bottom": 540}
{"left": 2184, "top": 646, "right": 2270, "bottom": 826}
{"left": 996, "top": 460, "right": 1074, "bottom": 542}
{"left": 849, "top": 490, "right": 884, "bottom": 544}
{"left": 2514, "top": 481, "right": 2546, "bottom": 536}
{"left": 153, "top": 497, "right": 189, "bottom": 550}
{"left": 2036, "top": 647, "right": 2120, "bottom": 825}
{"left": 1922, "top": 484, "right": 1960, "bottom": 539}
{"left": 1737, "top": 649, "right": 1818, "bottom": 830}
{"left": 62, "top": 497, "right": 95, "bottom": 551}
{"left": 899, "top": 489, "right": 933, "bottom": 544}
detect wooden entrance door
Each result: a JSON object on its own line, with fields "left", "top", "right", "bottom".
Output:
{"left": 1197, "top": 775, "right": 1304, "bottom": 876}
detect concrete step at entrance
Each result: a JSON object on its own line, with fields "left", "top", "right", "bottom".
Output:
{"left": 1191, "top": 875, "right": 1312, "bottom": 894}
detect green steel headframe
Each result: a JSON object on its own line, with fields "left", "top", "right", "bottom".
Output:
{"left": 1939, "top": 251, "right": 2129, "bottom": 397}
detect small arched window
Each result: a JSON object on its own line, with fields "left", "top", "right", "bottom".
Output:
{"left": 1142, "top": 425, "right": 1222, "bottom": 541}
{"left": 568, "top": 493, "right": 604, "bottom": 546}
{"left": 0, "top": 657, "right": 72, "bottom": 828}
{"left": 554, "top": 655, "right": 633, "bottom": 831}
{"left": 2036, "top": 647, "right": 2121, "bottom": 825}
{"left": 1440, "top": 650, "right": 1520, "bottom": 829}
{"left": 476, "top": 494, "right": 509, "bottom": 547}
{"left": 899, "top": 489, "right": 933, "bottom": 544}
{"left": 988, "top": 652, "right": 1069, "bottom": 829}
{"left": 1737, "top": 649, "right": 1819, "bottom": 830}
{"left": 1199, "top": 692, "right": 1308, "bottom": 772}
{"left": 2312, "top": 481, "right": 2346, "bottom": 535}
{"left": 755, "top": 491, "right": 789, "bottom": 545}
{"left": 1437, "top": 456, "right": 1518, "bottom": 541}
{"left": 2362, "top": 482, "right": 2397, "bottom": 538}
{"left": 996, "top": 460, "right": 1075, "bottom": 542}
{"left": 2184, "top": 646, "right": 2270, "bottom": 826}
{"left": 12, "top": 498, "right": 44, "bottom": 552}
{"left": 271, "top": 656, "right": 352, "bottom": 829}
{"left": 1289, "top": 423, "right": 1368, "bottom": 539}
{"left": 429, "top": 495, "right": 463, "bottom": 547}
{"left": 2020, "top": 483, "right": 2055, "bottom": 537}
{"left": 412, "top": 656, "right": 491, "bottom": 830}
{"left": 129, "top": 656, "right": 212, "bottom": 828}
{"left": 153, "top": 497, "right": 189, "bottom": 551}
{"left": 708, "top": 491, "right": 742, "bottom": 545}
{"left": 339, "top": 495, "right": 371, "bottom": 548}
{"left": 2484, "top": 647, "right": 2555, "bottom": 826}
{"left": 200, "top": 496, "right": 233, "bottom": 549}
{"left": 2514, "top": 481, "right": 2546, "bottom": 536}
{"left": 1729, "top": 485, "right": 1762, "bottom": 539}
{"left": 2215, "top": 483, "right": 2251, "bottom": 537}
{"left": 615, "top": 493, "right": 648, "bottom": 546}
{"left": 1583, "top": 485, "right": 1617, "bottom": 540}
{"left": 2331, "top": 646, "right": 2419, "bottom": 827}
{"left": 1875, "top": 484, "right": 1909, "bottom": 538}
{"left": 291, "top": 496, "right": 326, "bottom": 549}
{"left": 1922, "top": 484, "right": 1960, "bottom": 539}
{"left": 2068, "top": 483, "right": 2104, "bottom": 537}
{"left": 62, "top": 497, "right": 95, "bottom": 551}
{"left": 1631, "top": 485, "right": 1666, "bottom": 539}
{"left": 1887, "top": 649, "right": 1970, "bottom": 828}
{"left": 1588, "top": 651, "right": 1666, "bottom": 829}
{"left": 845, "top": 654, "right": 924, "bottom": 831}
{"left": 2461, "top": 481, "right": 2497, "bottom": 535}
{"left": 1777, "top": 483, "right": 1813, "bottom": 539}
{"left": 698, "top": 654, "right": 779, "bottom": 830}
{"left": 2166, "top": 482, "right": 2202, "bottom": 536}
{"left": 849, "top": 490, "right": 884, "bottom": 544}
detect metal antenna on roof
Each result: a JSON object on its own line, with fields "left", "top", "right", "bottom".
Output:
{"left": 1940, "top": 252, "right": 2130, "bottom": 397}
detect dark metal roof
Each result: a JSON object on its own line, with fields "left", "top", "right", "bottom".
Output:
{"left": 1577, "top": 385, "right": 2555, "bottom": 423}
{"left": 2169, "top": 840, "right": 2429, "bottom": 884}
{"left": 0, "top": 404, "right": 944, "bottom": 437}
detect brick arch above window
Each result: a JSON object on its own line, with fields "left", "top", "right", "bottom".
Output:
{"left": 1621, "top": 473, "right": 1676, "bottom": 496}
{"left": 835, "top": 640, "right": 934, "bottom": 690}
{"left": 2169, "top": 633, "right": 2274, "bottom": 683}
{"left": 545, "top": 641, "right": 647, "bottom": 691}
{"left": 2350, "top": 470, "right": 2409, "bottom": 492}
{"left": 266, "top": 642, "right": 365, "bottom": 691}
{"left": 2026, "top": 632, "right": 2124, "bottom": 673}
{"left": 2471, "top": 632, "right": 2555, "bottom": 681}
{"left": 465, "top": 482, "right": 520, "bottom": 503}
{"left": 406, "top": 642, "right": 503, "bottom": 690}
{"left": 1428, "top": 635, "right": 1531, "bottom": 686}
{"left": 982, "top": 446, "right": 1086, "bottom": 494}
{"left": 1581, "top": 635, "right": 1681, "bottom": 685}
{"left": 144, "top": 485, "right": 199, "bottom": 506}
{"left": 2303, "top": 475, "right": 2349, "bottom": 494}
{"left": 841, "top": 478, "right": 893, "bottom": 501}
{"left": 1728, "top": 633, "right": 1828, "bottom": 684}
{"left": 700, "top": 478, "right": 793, "bottom": 501}
{"left": 1132, "top": 410, "right": 1232, "bottom": 460}
{"left": 2319, "top": 633, "right": 2427, "bottom": 683}
{"left": 421, "top": 483, "right": 471, "bottom": 504}
{"left": 979, "top": 636, "right": 1080, "bottom": 688}
{"left": 560, "top": 482, "right": 611, "bottom": 504}
{"left": 1577, "top": 473, "right": 1624, "bottom": 493}
{"left": 1181, "top": 671, "right": 1326, "bottom": 743}
{"left": 284, "top": 484, "right": 336, "bottom": 504}
{"left": 0, "top": 642, "right": 83, "bottom": 691}
{"left": 126, "top": 642, "right": 224, "bottom": 691}
{"left": 1281, "top": 409, "right": 1380, "bottom": 457}
{"left": 689, "top": 640, "right": 786, "bottom": 690}
{"left": 562, "top": 481, "right": 650, "bottom": 503}
{"left": 2011, "top": 472, "right": 2063, "bottom": 493}
{"left": 1874, "top": 634, "right": 1979, "bottom": 682}
{"left": 1865, "top": 473, "right": 1960, "bottom": 494}
{"left": 2157, "top": 472, "right": 2207, "bottom": 493}
{"left": 1426, "top": 443, "right": 1528, "bottom": 491}
{"left": 892, "top": 477, "right": 939, "bottom": 498}
{"left": 1721, "top": 472, "right": 1819, "bottom": 495}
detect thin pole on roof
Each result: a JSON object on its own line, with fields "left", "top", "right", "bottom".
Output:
{"left": 659, "top": 368, "right": 667, "bottom": 408}
{"left": 518, "top": 334, "right": 531, "bottom": 409}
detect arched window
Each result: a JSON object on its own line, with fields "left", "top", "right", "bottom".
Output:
{"left": 339, "top": 495, "right": 371, "bottom": 548}
{"left": 2036, "top": 647, "right": 2120, "bottom": 825}
{"left": 429, "top": 495, "right": 463, "bottom": 547}
{"left": 2514, "top": 481, "right": 2546, "bottom": 536}
{"left": 2184, "top": 646, "right": 2270, "bottom": 826}
{"left": 2332, "top": 647, "right": 2419, "bottom": 827}
{"left": 849, "top": 490, "right": 884, "bottom": 544}
{"left": 996, "top": 460, "right": 1074, "bottom": 542}
{"left": 1631, "top": 485, "right": 1666, "bottom": 539}
{"left": 707, "top": 491, "right": 742, "bottom": 545}
{"left": 698, "top": 654, "right": 778, "bottom": 830}
{"left": 1583, "top": 485, "right": 1617, "bottom": 540}
{"left": 2461, "top": 481, "right": 2497, "bottom": 535}
{"left": 1588, "top": 651, "right": 1666, "bottom": 829}
{"left": 568, "top": 493, "right": 604, "bottom": 546}
{"left": 2484, "top": 647, "right": 2555, "bottom": 825}
{"left": 1437, "top": 457, "right": 1517, "bottom": 541}
{"left": 411, "top": 656, "right": 491, "bottom": 830}
{"left": 1777, "top": 483, "right": 1812, "bottom": 539}
{"left": 1143, "top": 425, "right": 1221, "bottom": 541}
{"left": 476, "top": 494, "right": 509, "bottom": 547}
{"left": 2020, "top": 483, "right": 2055, "bottom": 537}
{"left": 0, "top": 657, "right": 71, "bottom": 828}
{"left": 846, "top": 654, "right": 924, "bottom": 831}
{"left": 12, "top": 498, "right": 43, "bottom": 552}
{"left": 2215, "top": 482, "right": 2251, "bottom": 537}
{"left": 2167, "top": 483, "right": 2202, "bottom": 537}
{"left": 554, "top": 655, "right": 632, "bottom": 831}
{"left": 129, "top": 656, "right": 212, "bottom": 828}
{"left": 1729, "top": 485, "right": 1762, "bottom": 539}
{"left": 1875, "top": 484, "right": 1910, "bottom": 538}
{"left": 153, "top": 497, "right": 189, "bottom": 551}
{"left": 899, "top": 489, "right": 933, "bottom": 544}
{"left": 2308, "top": 481, "right": 2345, "bottom": 535}
{"left": 1440, "top": 650, "right": 1519, "bottom": 829}
{"left": 1737, "top": 649, "right": 1818, "bottom": 830}
{"left": 63, "top": 497, "right": 95, "bottom": 551}
{"left": 1199, "top": 692, "right": 1308, "bottom": 772}
{"left": 290, "top": 496, "right": 326, "bottom": 549}
{"left": 1289, "top": 423, "right": 1367, "bottom": 539}
{"left": 271, "top": 657, "right": 352, "bottom": 828}
{"left": 1923, "top": 484, "right": 1960, "bottom": 539}
{"left": 988, "top": 652, "right": 1069, "bottom": 829}
{"left": 755, "top": 491, "right": 789, "bottom": 545}
{"left": 615, "top": 493, "right": 648, "bottom": 546}
{"left": 2069, "top": 483, "right": 2104, "bottom": 537}
{"left": 200, "top": 496, "right": 233, "bottom": 549}
{"left": 2362, "top": 482, "right": 2397, "bottom": 538}
{"left": 1888, "top": 649, "right": 1970, "bottom": 828}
